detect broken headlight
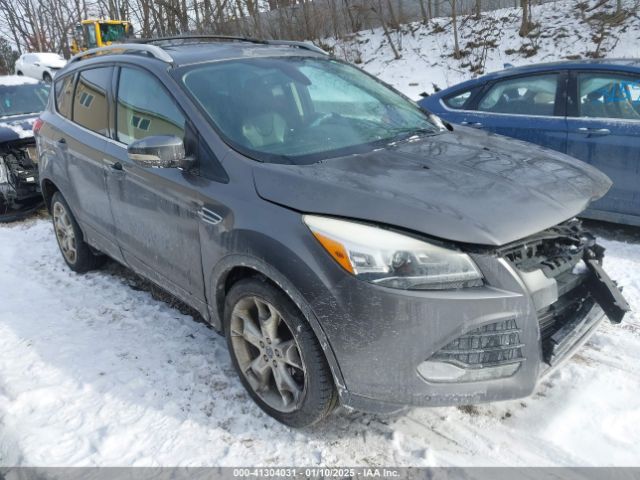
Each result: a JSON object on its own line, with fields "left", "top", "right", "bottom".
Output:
{"left": 303, "top": 215, "right": 483, "bottom": 290}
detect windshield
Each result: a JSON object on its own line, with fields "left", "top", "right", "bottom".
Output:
{"left": 100, "top": 23, "right": 126, "bottom": 43}
{"left": 0, "top": 83, "right": 50, "bottom": 118}
{"left": 181, "top": 57, "right": 440, "bottom": 164}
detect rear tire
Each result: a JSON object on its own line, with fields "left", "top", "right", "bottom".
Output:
{"left": 16, "top": 71, "right": 23, "bottom": 76}
{"left": 51, "top": 192, "right": 104, "bottom": 273}
{"left": 224, "top": 278, "right": 337, "bottom": 427}
{"left": 43, "top": 72, "right": 52, "bottom": 83}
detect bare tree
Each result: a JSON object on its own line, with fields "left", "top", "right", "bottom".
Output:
{"left": 519, "top": 0, "right": 533, "bottom": 37}
{"left": 448, "top": 0, "right": 461, "bottom": 58}
{"left": 370, "top": 0, "right": 401, "bottom": 59}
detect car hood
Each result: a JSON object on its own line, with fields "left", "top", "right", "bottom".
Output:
{"left": 46, "top": 61, "right": 66, "bottom": 69}
{"left": 0, "top": 114, "right": 37, "bottom": 143}
{"left": 253, "top": 128, "right": 612, "bottom": 246}
{"left": 41, "top": 58, "right": 67, "bottom": 69}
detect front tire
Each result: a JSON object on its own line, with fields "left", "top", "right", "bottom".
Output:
{"left": 51, "top": 192, "right": 104, "bottom": 273}
{"left": 43, "top": 72, "right": 52, "bottom": 83}
{"left": 224, "top": 278, "right": 337, "bottom": 427}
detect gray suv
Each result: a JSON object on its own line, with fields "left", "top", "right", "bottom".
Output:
{"left": 36, "top": 37, "right": 629, "bottom": 427}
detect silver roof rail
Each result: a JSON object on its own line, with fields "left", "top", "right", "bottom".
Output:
{"left": 266, "top": 40, "right": 328, "bottom": 55}
{"left": 137, "top": 35, "right": 328, "bottom": 56}
{"left": 69, "top": 43, "right": 173, "bottom": 64}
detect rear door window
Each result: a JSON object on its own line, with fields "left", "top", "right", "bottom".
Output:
{"left": 72, "top": 67, "right": 112, "bottom": 136}
{"left": 478, "top": 74, "right": 559, "bottom": 116}
{"left": 576, "top": 72, "right": 640, "bottom": 120}
{"left": 54, "top": 74, "right": 75, "bottom": 119}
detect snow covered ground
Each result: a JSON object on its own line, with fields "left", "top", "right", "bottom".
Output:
{"left": 0, "top": 218, "right": 639, "bottom": 467}
{"left": 331, "top": 0, "right": 640, "bottom": 99}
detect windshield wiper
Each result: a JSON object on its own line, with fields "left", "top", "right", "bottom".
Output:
{"left": 386, "top": 127, "right": 439, "bottom": 144}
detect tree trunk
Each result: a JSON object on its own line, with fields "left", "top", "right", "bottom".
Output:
{"left": 519, "top": 0, "right": 530, "bottom": 37}
{"left": 418, "top": 0, "right": 429, "bottom": 23}
{"left": 451, "top": 0, "right": 460, "bottom": 58}
{"left": 381, "top": 21, "right": 401, "bottom": 59}
{"left": 385, "top": 0, "right": 399, "bottom": 30}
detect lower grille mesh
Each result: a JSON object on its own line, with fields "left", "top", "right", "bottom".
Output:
{"left": 431, "top": 319, "right": 524, "bottom": 369}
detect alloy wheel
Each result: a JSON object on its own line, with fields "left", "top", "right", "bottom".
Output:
{"left": 53, "top": 201, "right": 77, "bottom": 264}
{"left": 230, "top": 296, "right": 307, "bottom": 412}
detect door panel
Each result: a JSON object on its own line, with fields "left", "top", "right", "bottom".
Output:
{"left": 458, "top": 111, "right": 568, "bottom": 153}
{"left": 566, "top": 71, "right": 640, "bottom": 221}
{"left": 104, "top": 144, "right": 207, "bottom": 303}
{"left": 61, "top": 67, "right": 120, "bottom": 257}
{"left": 440, "top": 72, "right": 568, "bottom": 153}
{"left": 105, "top": 66, "right": 206, "bottom": 304}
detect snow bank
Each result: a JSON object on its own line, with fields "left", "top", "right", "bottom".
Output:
{"left": 0, "top": 219, "right": 638, "bottom": 466}
{"left": 0, "top": 118, "right": 36, "bottom": 137}
{"left": 330, "top": 0, "right": 640, "bottom": 99}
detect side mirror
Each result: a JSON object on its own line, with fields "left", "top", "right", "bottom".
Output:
{"left": 127, "top": 135, "right": 194, "bottom": 169}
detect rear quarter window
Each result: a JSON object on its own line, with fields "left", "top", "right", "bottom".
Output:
{"left": 54, "top": 75, "right": 74, "bottom": 119}
{"left": 443, "top": 88, "right": 476, "bottom": 109}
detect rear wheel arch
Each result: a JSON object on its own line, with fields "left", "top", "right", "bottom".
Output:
{"left": 41, "top": 178, "right": 60, "bottom": 212}
{"left": 210, "top": 255, "right": 347, "bottom": 396}
{"left": 42, "top": 182, "right": 89, "bottom": 245}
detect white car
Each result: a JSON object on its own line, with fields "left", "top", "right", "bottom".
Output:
{"left": 14, "top": 52, "right": 67, "bottom": 83}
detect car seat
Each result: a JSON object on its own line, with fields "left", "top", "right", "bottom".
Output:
{"left": 604, "top": 82, "right": 640, "bottom": 120}
{"left": 239, "top": 76, "right": 288, "bottom": 149}
{"left": 581, "top": 89, "right": 606, "bottom": 118}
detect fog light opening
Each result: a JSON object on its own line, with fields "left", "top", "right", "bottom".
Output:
{"left": 417, "top": 360, "right": 521, "bottom": 383}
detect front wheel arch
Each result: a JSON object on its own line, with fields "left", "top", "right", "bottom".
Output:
{"left": 209, "top": 254, "right": 347, "bottom": 399}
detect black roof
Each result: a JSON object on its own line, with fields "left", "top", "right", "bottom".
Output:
{"left": 67, "top": 37, "right": 327, "bottom": 70}
{"left": 484, "top": 58, "right": 640, "bottom": 78}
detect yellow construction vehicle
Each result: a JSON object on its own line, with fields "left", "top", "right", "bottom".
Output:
{"left": 70, "top": 19, "right": 134, "bottom": 55}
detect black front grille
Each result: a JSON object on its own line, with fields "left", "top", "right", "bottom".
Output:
{"left": 537, "top": 285, "right": 593, "bottom": 363}
{"left": 537, "top": 285, "right": 590, "bottom": 341}
{"left": 499, "top": 219, "right": 599, "bottom": 366}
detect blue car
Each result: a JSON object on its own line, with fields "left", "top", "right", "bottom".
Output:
{"left": 419, "top": 60, "right": 640, "bottom": 226}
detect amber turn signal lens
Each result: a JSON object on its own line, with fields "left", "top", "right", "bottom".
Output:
{"left": 312, "top": 231, "right": 354, "bottom": 274}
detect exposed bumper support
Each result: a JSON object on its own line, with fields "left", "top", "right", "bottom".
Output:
{"left": 585, "top": 256, "right": 630, "bottom": 324}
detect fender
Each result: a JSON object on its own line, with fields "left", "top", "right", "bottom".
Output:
{"left": 208, "top": 253, "right": 348, "bottom": 398}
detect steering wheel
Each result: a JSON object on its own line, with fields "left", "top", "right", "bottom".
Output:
{"left": 308, "top": 112, "right": 344, "bottom": 128}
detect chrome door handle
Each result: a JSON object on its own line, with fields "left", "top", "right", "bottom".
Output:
{"left": 577, "top": 127, "right": 610, "bottom": 137}
{"left": 461, "top": 121, "right": 483, "bottom": 128}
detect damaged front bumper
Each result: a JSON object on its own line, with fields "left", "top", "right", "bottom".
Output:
{"left": 0, "top": 140, "right": 42, "bottom": 222}
{"left": 313, "top": 219, "right": 629, "bottom": 413}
